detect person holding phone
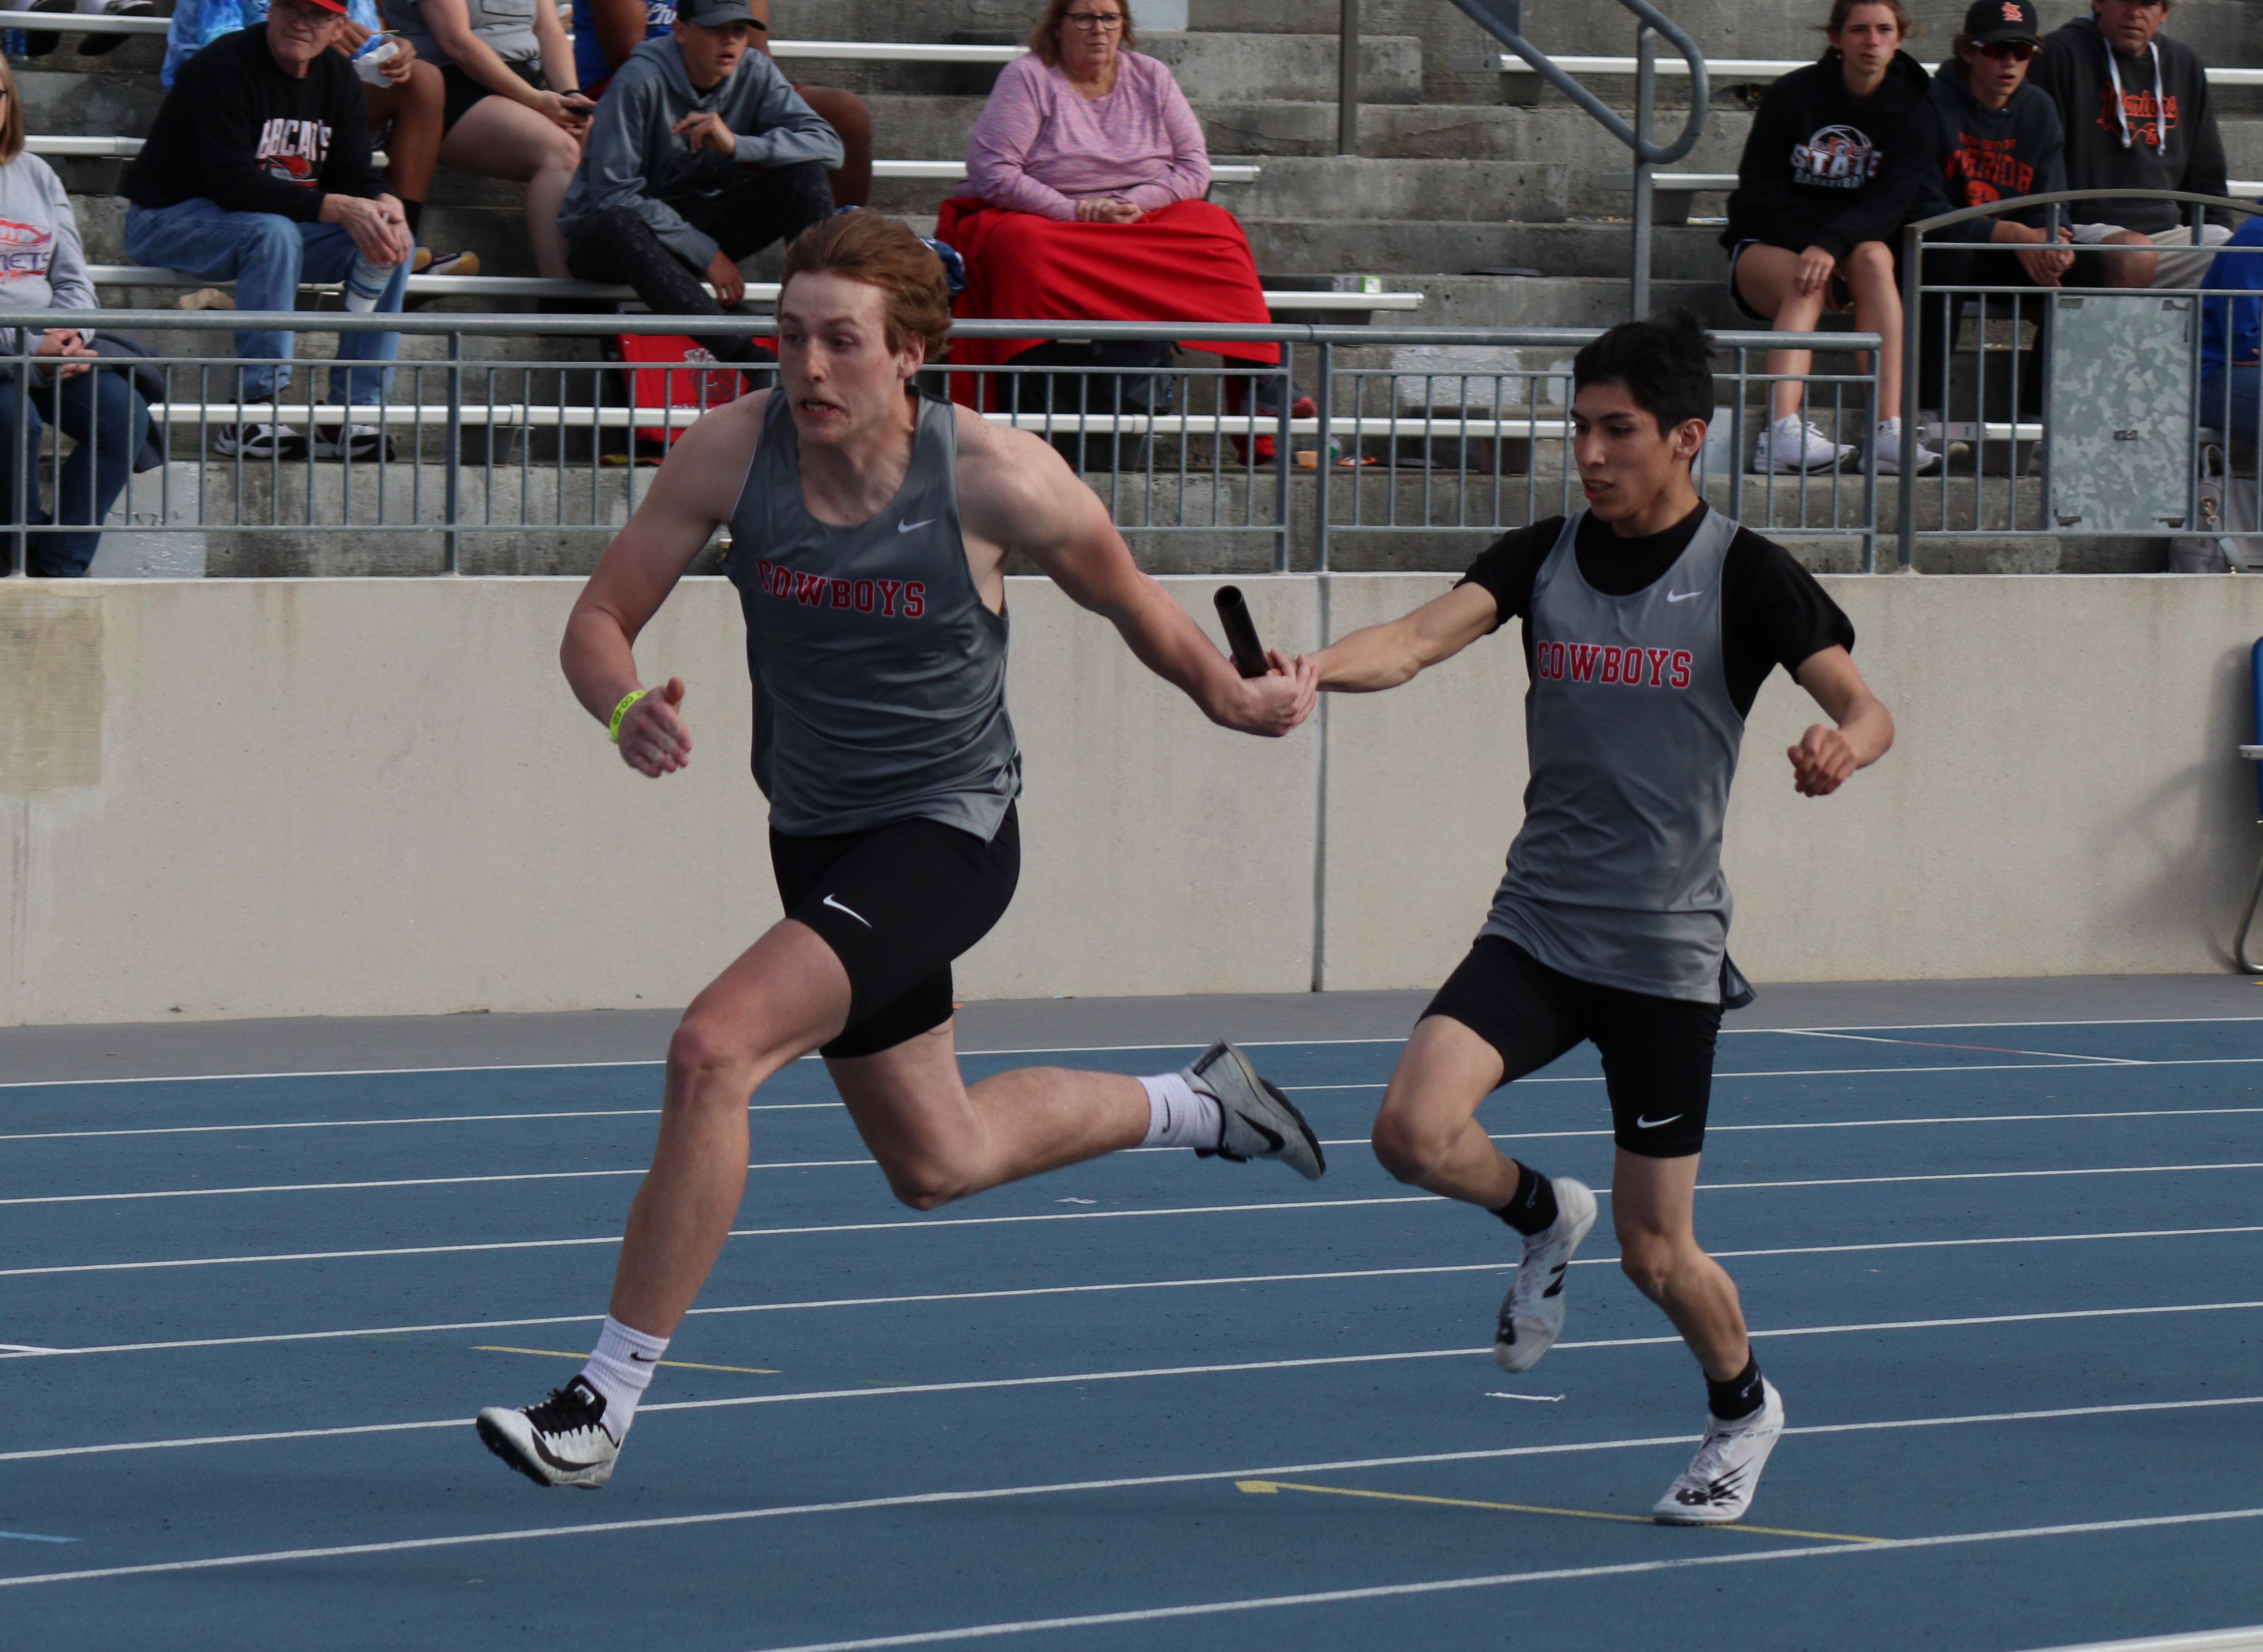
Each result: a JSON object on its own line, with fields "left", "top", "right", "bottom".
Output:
{"left": 381, "top": 0, "right": 592, "bottom": 278}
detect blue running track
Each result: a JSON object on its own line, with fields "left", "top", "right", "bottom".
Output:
{"left": 2, "top": 1008, "right": 2261, "bottom": 1650}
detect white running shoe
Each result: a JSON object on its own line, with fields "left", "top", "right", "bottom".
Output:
{"left": 1653, "top": 1379, "right": 1786, "bottom": 1525}
{"left": 475, "top": 1376, "right": 620, "bottom": 1489}
{"left": 212, "top": 422, "right": 305, "bottom": 460}
{"left": 1752, "top": 414, "right": 1852, "bottom": 474}
{"left": 1872, "top": 416, "right": 1940, "bottom": 477}
{"left": 1493, "top": 1175, "right": 1597, "bottom": 1373}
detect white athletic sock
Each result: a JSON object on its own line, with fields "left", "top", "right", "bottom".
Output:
{"left": 1139, "top": 1072, "right": 1222, "bottom": 1149}
{"left": 578, "top": 1316, "right": 668, "bottom": 1444}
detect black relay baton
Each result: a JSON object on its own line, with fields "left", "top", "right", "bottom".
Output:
{"left": 1214, "top": 585, "right": 1269, "bottom": 679}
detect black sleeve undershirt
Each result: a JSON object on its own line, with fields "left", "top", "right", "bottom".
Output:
{"left": 1455, "top": 502, "right": 1856, "bottom": 720}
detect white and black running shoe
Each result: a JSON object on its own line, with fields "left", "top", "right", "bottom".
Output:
{"left": 475, "top": 1377, "right": 620, "bottom": 1489}
{"left": 212, "top": 422, "right": 306, "bottom": 460}
{"left": 1187, "top": 1039, "right": 1325, "bottom": 1180}
{"left": 1653, "top": 1379, "right": 1786, "bottom": 1525}
{"left": 1494, "top": 1175, "right": 1597, "bottom": 1373}
{"left": 312, "top": 423, "right": 393, "bottom": 462}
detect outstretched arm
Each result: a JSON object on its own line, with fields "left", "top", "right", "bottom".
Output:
{"left": 1787, "top": 644, "right": 1893, "bottom": 796}
{"left": 1310, "top": 583, "right": 1499, "bottom": 692}
{"left": 562, "top": 395, "right": 763, "bottom": 777}
{"left": 959, "top": 423, "right": 1316, "bottom": 735}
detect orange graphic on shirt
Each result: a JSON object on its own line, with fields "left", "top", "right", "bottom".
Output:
{"left": 2094, "top": 84, "right": 2177, "bottom": 147}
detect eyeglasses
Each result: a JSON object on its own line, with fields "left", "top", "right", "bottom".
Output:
{"left": 1976, "top": 39, "right": 2035, "bottom": 61}
{"left": 1061, "top": 12, "right": 1124, "bottom": 30}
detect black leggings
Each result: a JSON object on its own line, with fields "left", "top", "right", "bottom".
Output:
{"left": 563, "top": 162, "right": 833, "bottom": 363}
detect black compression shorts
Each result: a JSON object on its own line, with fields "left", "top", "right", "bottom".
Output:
{"left": 770, "top": 804, "right": 1020, "bottom": 1060}
{"left": 1422, "top": 935, "right": 1721, "bottom": 1158}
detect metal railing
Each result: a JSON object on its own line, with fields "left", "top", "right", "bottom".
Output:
{"left": 1896, "top": 189, "right": 2263, "bottom": 569}
{"left": 1443, "top": 0, "right": 1708, "bottom": 317}
{"left": 0, "top": 313, "right": 1880, "bottom": 577}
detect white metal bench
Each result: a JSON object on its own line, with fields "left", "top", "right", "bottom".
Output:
{"left": 82, "top": 265, "right": 1422, "bottom": 313}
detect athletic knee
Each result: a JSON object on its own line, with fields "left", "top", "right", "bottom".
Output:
{"left": 1617, "top": 1232, "right": 1683, "bottom": 1298}
{"left": 1845, "top": 241, "right": 1892, "bottom": 276}
{"left": 665, "top": 1013, "right": 757, "bottom": 1102}
{"left": 1370, "top": 1108, "right": 1451, "bottom": 1185}
{"left": 878, "top": 1155, "right": 978, "bottom": 1212}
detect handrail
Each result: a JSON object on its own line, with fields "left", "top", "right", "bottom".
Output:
{"left": 1447, "top": 0, "right": 1707, "bottom": 164}
{"left": 1446, "top": 0, "right": 1705, "bottom": 319}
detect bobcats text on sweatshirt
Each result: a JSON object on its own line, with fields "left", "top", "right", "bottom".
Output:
{"left": 1724, "top": 47, "right": 1939, "bottom": 259}
{"left": 122, "top": 24, "right": 387, "bottom": 221}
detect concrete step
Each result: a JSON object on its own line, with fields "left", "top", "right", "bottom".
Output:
{"left": 1242, "top": 218, "right": 1727, "bottom": 279}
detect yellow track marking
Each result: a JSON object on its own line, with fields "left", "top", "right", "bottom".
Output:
{"left": 1234, "top": 1479, "right": 1883, "bottom": 1544}
{"left": 472, "top": 1345, "right": 780, "bottom": 1376}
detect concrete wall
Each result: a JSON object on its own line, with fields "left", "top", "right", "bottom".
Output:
{"left": 1, "top": 572, "right": 2260, "bottom": 1026}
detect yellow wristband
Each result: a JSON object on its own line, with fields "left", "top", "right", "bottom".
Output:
{"left": 608, "top": 688, "right": 649, "bottom": 744}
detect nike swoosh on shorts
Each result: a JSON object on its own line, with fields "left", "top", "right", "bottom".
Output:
{"left": 822, "top": 894, "right": 873, "bottom": 928}
{"left": 1635, "top": 1113, "right": 1683, "bottom": 1129}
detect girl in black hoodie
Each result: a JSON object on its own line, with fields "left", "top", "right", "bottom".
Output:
{"left": 1726, "top": 0, "right": 1940, "bottom": 476}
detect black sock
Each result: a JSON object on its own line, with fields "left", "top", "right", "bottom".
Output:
{"left": 401, "top": 199, "right": 424, "bottom": 235}
{"left": 1495, "top": 1166, "right": 1558, "bottom": 1236}
{"left": 1706, "top": 1354, "right": 1765, "bottom": 1421}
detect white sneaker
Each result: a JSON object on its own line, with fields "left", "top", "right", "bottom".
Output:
{"left": 475, "top": 1376, "right": 620, "bottom": 1489}
{"left": 1873, "top": 416, "right": 1940, "bottom": 477}
{"left": 1752, "top": 415, "right": 1852, "bottom": 474}
{"left": 1493, "top": 1175, "right": 1597, "bottom": 1373}
{"left": 212, "top": 422, "right": 304, "bottom": 460}
{"left": 312, "top": 421, "right": 393, "bottom": 462}
{"left": 1653, "top": 1378, "right": 1786, "bottom": 1525}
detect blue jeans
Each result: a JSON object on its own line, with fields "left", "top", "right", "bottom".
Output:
{"left": 2201, "top": 366, "right": 2262, "bottom": 447}
{"left": 122, "top": 197, "right": 409, "bottom": 405}
{"left": 0, "top": 364, "right": 151, "bottom": 577}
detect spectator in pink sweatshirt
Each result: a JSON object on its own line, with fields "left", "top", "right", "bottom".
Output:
{"left": 940, "top": 0, "right": 1305, "bottom": 463}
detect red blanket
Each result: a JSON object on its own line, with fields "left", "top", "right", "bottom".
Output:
{"left": 934, "top": 197, "right": 1278, "bottom": 406}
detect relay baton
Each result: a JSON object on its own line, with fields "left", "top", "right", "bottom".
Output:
{"left": 1214, "top": 585, "right": 1269, "bottom": 679}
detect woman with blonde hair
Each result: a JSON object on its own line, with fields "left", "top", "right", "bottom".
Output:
{"left": 939, "top": 0, "right": 1306, "bottom": 462}
{"left": 0, "top": 51, "right": 150, "bottom": 575}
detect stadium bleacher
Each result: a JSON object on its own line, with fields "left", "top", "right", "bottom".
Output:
{"left": 16, "top": 0, "right": 2263, "bottom": 577}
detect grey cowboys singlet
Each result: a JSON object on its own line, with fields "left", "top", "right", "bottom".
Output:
{"left": 723, "top": 392, "right": 1021, "bottom": 840}
{"left": 1482, "top": 508, "right": 1746, "bottom": 1003}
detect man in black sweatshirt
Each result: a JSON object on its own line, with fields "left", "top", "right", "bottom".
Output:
{"left": 2030, "top": 0, "right": 2230, "bottom": 288}
{"left": 121, "top": 0, "right": 416, "bottom": 460}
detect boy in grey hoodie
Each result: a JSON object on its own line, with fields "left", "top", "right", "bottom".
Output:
{"left": 558, "top": 0, "right": 841, "bottom": 362}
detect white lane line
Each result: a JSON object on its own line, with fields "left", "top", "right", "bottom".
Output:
{"left": 9, "top": 1222, "right": 2262, "bottom": 1362}
{"left": 0, "top": 1102, "right": 831, "bottom": 1144}
{"left": 731, "top": 1507, "right": 2263, "bottom": 1652}
{"left": 7, "top": 1303, "right": 2258, "bottom": 1465}
{"left": 0, "top": 1196, "right": 1438, "bottom": 1280}
{"left": 3, "top": 1395, "right": 2259, "bottom": 1590}
{"left": 0, "top": 1014, "right": 2253, "bottom": 1090}
{"left": 14, "top": 1155, "right": 2263, "bottom": 1280}
{"left": 1785, "top": 1029, "right": 2144, "bottom": 1066}
{"left": 16, "top": 1056, "right": 2263, "bottom": 1147}
{"left": 20, "top": 1126, "right": 2263, "bottom": 1212}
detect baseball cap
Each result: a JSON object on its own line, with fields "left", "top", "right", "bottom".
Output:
{"left": 676, "top": 0, "right": 755, "bottom": 26}
{"left": 274, "top": 0, "right": 350, "bottom": 15}
{"left": 1963, "top": 0, "right": 2041, "bottom": 46}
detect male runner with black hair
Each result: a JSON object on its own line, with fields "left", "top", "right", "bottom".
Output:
{"left": 475, "top": 210, "right": 1325, "bottom": 1489}
{"left": 1307, "top": 308, "right": 1894, "bottom": 1524}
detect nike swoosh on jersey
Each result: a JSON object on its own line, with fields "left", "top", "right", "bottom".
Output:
{"left": 897, "top": 518, "right": 937, "bottom": 534}
{"left": 1665, "top": 590, "right": 1702, "bottom": 603}
{"left": 822, "top": 893, "right": 873, "bottom": 928}
{"left": 1634, "top": 1112, "right": 1683, "bottom": 1129}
